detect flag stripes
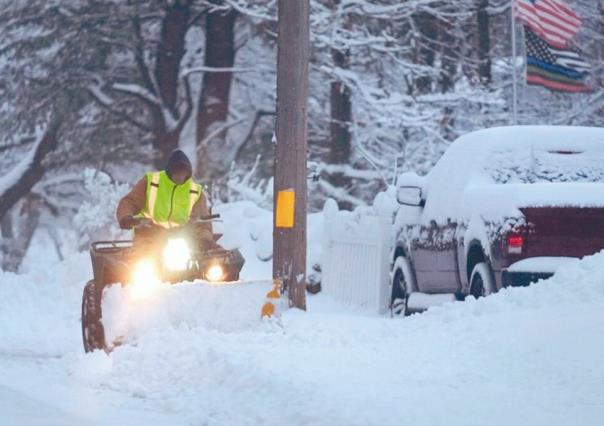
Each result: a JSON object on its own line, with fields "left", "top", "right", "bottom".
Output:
{"left": 526, "top": 74, "right": 592, "bottom": 92}
{"left": 524, "top": 25, "right": 591, "bottom": 93}
{"left": 516, "top": 0, "right": 581, "bottom": 48}
{"left": 548, "top": 46, "right": 591, "bottom": 71}
{"left": 526, "top": 58, "right": 585, "bottom": 80}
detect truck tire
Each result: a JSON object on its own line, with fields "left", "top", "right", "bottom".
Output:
{"left": 470, "top": 262, "right": 495, "bottom": 298}
{"left": 390, "top": 257, "right": 416, "bottom": 316}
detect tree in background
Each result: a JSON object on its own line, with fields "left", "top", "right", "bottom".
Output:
{"left": 0, "top": 0, "right": 200, "bottom": 268}
{"left": 327, "top": 0, "right": 353, "bottom": 210}
{"left": 196, "top": 1, "right": 238, "bottom": 181}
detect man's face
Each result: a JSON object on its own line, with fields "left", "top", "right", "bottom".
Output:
{"left": 171, "top": 170, "right": 189, "bottom": 185}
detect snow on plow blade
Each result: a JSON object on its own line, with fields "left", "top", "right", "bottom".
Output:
{"left": 83, "top": 280, "right": 273, "bottom": 353}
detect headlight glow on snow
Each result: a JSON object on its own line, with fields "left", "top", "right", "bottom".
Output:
{"left": 162, "top": 238, "right": 191, "bottom": 271}
{"left": 206, "top": 264, "right": 225, "bottom": 282}
{"left": 131, "top": 259, "right": 159, "bottom": 299}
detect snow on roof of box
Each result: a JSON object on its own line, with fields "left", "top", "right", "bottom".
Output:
{"left": 448, "top": 125, "right": 604, "bottom": 153}
{"left": 420, "top": 126, "right": 604, "bottom": 224}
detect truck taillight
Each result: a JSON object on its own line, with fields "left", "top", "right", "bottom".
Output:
{"left": 506, "top": 234, "right": 524, "bottom": 254}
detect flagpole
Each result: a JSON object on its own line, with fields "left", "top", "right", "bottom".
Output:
{"left": 511, "top": 0, "right": 518, "bottom": 125}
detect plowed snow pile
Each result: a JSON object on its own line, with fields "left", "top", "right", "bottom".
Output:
{"left": 1, "top": 250, "right": 604, "bottom": 425}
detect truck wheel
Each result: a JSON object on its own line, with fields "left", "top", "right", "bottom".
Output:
{"left": 390, "top": 257, "right": 415, "bottom": 316}
{"left": 470, "top": 262, "right": 495, "bottom": 298}
{"left": 81, "top": 280, "right": 106, "bottom": 353}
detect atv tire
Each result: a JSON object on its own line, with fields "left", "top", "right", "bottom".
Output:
{"left": 81, "top": 280, "right": 106, "bottom": 353}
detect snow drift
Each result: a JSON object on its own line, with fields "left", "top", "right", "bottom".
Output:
{"left": 2, "top": 240, "right": 604, "bottom": 424}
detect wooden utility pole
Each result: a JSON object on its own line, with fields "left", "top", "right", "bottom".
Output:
{"left": 273, "top": 0, "right": 309, "bottom": 310}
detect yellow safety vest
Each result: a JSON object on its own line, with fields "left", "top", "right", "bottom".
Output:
{"left": 138, "top": 171, "right": 202, "bottom": 228}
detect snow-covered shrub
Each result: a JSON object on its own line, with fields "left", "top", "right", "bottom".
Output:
{"left": 323, "top": 186, "right": 398, "bottom": 234}
{"left": 73, "top": 169, "right": 129, "bottom": 248}
{"left": 224, "top": 157, "right": 273, "bottom": 209}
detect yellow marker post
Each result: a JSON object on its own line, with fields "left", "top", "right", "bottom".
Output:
{"left": 275, "top": 189, "right": 295, "bottom": 228}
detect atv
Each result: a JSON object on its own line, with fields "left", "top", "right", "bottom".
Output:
{"left": 81, "top": 215, "right": 244, "bottom": 353}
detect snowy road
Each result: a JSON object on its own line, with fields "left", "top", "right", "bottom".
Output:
{"left": 1, "top": 252, "right": 604, "bottom": 425}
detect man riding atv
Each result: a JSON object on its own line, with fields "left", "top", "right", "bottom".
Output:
{"left": 81, "top": 150, "right": 245, "bottom": 353}
{"left": 117, "top": 149, "right": 220, "bottom": 252}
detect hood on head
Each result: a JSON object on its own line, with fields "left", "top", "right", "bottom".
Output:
{"left": 165, "top": 149, "right": 192, "bottom": 182}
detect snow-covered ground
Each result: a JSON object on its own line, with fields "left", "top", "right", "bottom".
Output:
{"left": 1, "top": 197, "right": 604, "bottom": 425}
{"left": 1, "top": 248, "right": 604, "bottom": 425}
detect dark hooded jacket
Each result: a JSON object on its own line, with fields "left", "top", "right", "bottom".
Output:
{"left": 165, "top": 149, "right": 192, "bottom": 182}
{"left": 116, "top": 150, "right": 213, "bottom": 242}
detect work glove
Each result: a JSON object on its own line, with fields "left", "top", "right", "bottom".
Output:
{"left": 119, "top": 215, "right": 139, "bottom": 230}
{"left": 200, "top": 238, "right": 222, "bottom": 252}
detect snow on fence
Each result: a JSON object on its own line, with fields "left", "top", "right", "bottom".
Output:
{"left": 321, "top": 198, "right": 394, "bottom": 314}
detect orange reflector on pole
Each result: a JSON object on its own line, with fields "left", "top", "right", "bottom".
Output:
{"left": 275, "top": 189, "right": 295, "bottom": 228}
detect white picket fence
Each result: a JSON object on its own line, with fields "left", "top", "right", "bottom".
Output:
{"left": 321, "top": 214, "right": 392, "bottom": 313}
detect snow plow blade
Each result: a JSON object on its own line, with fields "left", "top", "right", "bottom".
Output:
{"left": 82, "top": 279, "right": 273, "bottom": 353}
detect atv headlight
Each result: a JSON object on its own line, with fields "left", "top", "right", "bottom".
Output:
{"left": 163, "top": 238, "right": 191, "bottom": 271}
{"left": 131, "top": 259, "right": 159, "bottom": 299}
{"left": 206, "top": 264, "right": 225, "bottom": 282}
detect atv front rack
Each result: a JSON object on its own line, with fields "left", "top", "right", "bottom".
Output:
{"left": 91, "top": 240, "right": 133, "bottom": 253}
{"left": 90, "top": 241, "right": 134, "bottom": 286}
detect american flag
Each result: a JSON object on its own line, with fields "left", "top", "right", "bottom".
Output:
{"left": 515, "top": 0, "right": 582, "bottom": 48}
{"left": 525, "top": 26, "right": 591, "bottom": 92}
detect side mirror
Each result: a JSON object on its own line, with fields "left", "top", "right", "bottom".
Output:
{"left": 396, "top": 186, "right": 424, "bottom": 207}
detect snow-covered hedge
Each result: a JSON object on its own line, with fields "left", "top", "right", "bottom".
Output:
{"left": 73, "top": 169, "right": 130, "bottom": 248}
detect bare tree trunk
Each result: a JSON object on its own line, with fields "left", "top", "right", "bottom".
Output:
{"left": 0, "top": 120, "right": 60, "bottom": 222}
{"left": 196, "top": 2, "right": 237, "bottom": 180}
{"left": 151, "top": 0, "right": 192, "bottom": 168}
{"left": 477, "top": 0, "right": 492, "bottom": 84}
{"left": 151, "top": 110, "right": 181, "bottom": 169}
{"left": 1, "top": 214, "right": 13, "bottom": 239}
{"left": 1, "top": 197, "right": 41, "bottom": 272}
{"left": 438, "top": 20, "right": 457, "bottom": 140}
{"left": 155, "top": 0, "right": 191, "bottom": 115}
{"left": 0, "top": 119, "right": 59, "bottom": 272}
{"left": 47, "top": 227, "right": 64, "bottom": 262}
{"left": 413, "top": 12, "right": 437, "bottom": 94}
{"left": 329, "top": 47, "right": 353, "bottom": 210}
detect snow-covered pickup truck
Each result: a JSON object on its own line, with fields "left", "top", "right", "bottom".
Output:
{"left": 390, "top": 126, "right": 604, "bottom": 315}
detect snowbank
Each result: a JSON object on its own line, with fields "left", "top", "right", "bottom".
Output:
{"left": 214, "top": 200, "right": 324, "bottom": 282}
{"left": 1, "top": 214, "right": 604, "bottom": 425}
{"left": 0, "top": 253, "right": 90, "bottom": 357}
{"left": 75, "top": 250, "right": 604, "bottom": 425}
{"left": 507, "top": 256, "right": 576, "bottom": 273}
{"left": 421, "top": 249, "right": 604, "bottom": 318}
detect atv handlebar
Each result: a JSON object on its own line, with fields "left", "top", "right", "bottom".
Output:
{"left": 200, "top": 214, "right": 220, "bottom": 221}
{"left": 127, "top": 214, "right": 221, "bottom": 233}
